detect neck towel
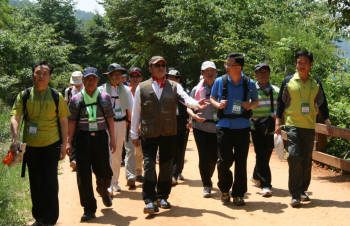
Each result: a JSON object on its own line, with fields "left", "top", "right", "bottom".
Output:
{"left": 82, "top": 88, "right": 99, "bottom": 122}
{"left": 152, "top": 76, "right": 166, "bottom": 88}
{"left": 194, "top": 79, "right": 206, "bottom": 100}
{"left": 104, "top": 82, "right": 131, "bottom": 111}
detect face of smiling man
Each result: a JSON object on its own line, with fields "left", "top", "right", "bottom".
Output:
{"left": 32, "top": 65, "right": 51, "bottom": 91}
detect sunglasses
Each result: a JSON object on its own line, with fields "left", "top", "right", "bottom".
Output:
{"left": 130, "top": 74, "right": 142, "bottom": 78}
{"left": 154, "top": 63, "right": 167, "bottom": 68}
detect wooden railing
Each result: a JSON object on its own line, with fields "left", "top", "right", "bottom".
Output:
{"left": 281, "top": 123, "right": 350, "bottom": 172}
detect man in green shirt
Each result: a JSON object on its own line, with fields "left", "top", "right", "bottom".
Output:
{"left": 10, "top": 61, "right": 70, "bottom": 226}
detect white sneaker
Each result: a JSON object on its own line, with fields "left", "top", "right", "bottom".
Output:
{"left": 113, "top": 184, "right": 121, "bottom": 192}
{"left": 249, "top": 176, "right": 261, "bottom": 187}
{"left": 107, "top": 186, "right": 113, "bottom": 196}
{"left": 203, "top": 187, "right": 211, "bottom": 198}
{"left": 261, "top": 187, "right": 272, "bottom": 197}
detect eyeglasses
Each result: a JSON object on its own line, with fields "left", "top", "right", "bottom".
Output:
{"left": 225, "top": 63, "right": 241, "bottom": 68}
{"left": 154, "top": 64, "right": 167, "bottom": 68}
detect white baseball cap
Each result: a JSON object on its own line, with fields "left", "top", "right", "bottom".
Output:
{"left": 201, "top": 61, "right": 216, "bottom": 70}
{"left": 70, "top": 71, "right": 83, "bottom": 85}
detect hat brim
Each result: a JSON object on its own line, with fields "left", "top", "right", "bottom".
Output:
{"left": 255, "top": 66, "right": 270, "bottom": 73}
{"left": 104, "top": 68, "right": 127, "bottom": 75}
{"left": 70, "top": 77, "right": 83, "bottom": 85}
{"left": 83, "top": 73, "right": 99, "bottom": 78}
{"left": 151, "top": 59, "right": 167, "bottom": 65}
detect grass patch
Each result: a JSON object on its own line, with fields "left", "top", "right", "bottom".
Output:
{"left": 0, "top": 100, "right": 31, "bottom": 226}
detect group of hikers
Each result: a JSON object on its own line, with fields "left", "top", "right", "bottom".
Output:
{"left": 9, "top": 50, "right": 332, "bottom": 226}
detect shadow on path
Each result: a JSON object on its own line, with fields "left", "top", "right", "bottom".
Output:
{"left": 86, "top": 208, "right": 137, "bottom": 226}
{"left": 302, "top": 198, "right": 350, "bottom": 209}
{"left": 223, "top": 201, "right": 288, "bottom": 214}
{"left": 113, "top": 190, "right": 142, "bottom": 201}
{"left": 314, "top": 174, "right": 350, "bottom": 183}
{"left": 145, "top": 205, "right": 235, "bottom": 220}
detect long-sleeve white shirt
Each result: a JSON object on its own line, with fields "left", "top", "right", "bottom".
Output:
{"left": 130, "top": 80, "right": 199, "bottom": 140}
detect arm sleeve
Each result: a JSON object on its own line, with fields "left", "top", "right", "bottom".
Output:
{"left": 130, "top": 86, "right": 141, "bottom": 140}
{"left": 249, "top": 80, "right": 258, "bottom": 101}
{"left": 210, "top": 79, "right": 219, "bottom": 99}
{"left": 58, "top": 93, "right": 70, "bottom": 119}
{"left": 176, "top": 83, "right": 199, "bottom": 108}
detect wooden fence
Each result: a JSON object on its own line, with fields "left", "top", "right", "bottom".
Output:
{"left": 281, "top": 123, "right": 350, "bottom": 172}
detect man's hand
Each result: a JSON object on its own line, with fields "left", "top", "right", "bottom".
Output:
{"left": 193, "top": 112, "right": 206, "bottom": 123}
{"left": 133, "top": 139, "right": 141, "bottom": 147}
{"left": 218, "top": 100, "right": 228, "bottom": 109}
{"left": 242, "top": 101, "right": 251, "bottom": 110}
{"left": 110, "top": 139, "right": 117, "bottom": 154}
{"left": 275, "top": 118, "right": 282, "bottom": 134}
{"left": 60, "top": 144, "right": 67, "bottom": 160}
{"left": 66, "top": 142, "right": 72, "bottom": 156}
{"left": 197, "top": 98, "right": 209, "bottom": 110}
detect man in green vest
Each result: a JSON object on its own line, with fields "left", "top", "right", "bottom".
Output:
{"left": 250, "top": 63, "right": 279, "bottom": 197}
{"left": 276, "top": 50, "right": 331, "bottom": 207}
{"left": 130, "top": 56, "right": 207, "bottom": 214}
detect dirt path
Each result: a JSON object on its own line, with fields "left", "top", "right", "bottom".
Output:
{"left": 50, "top": 132, "right": 350, "bottom": 226}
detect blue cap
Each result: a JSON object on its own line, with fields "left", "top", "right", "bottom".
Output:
{"left": 83, "top": 67, "right": 99, "bottom": 78}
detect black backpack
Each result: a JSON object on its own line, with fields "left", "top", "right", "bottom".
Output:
{"left": 217, "top": 74, "right": 252, "bottom": 119}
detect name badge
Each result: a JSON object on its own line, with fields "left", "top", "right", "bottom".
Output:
{"left": 89, "top": 121, "right": 98, "bottom": 131}
{"left": 301, "top": 103, "right": 310, "bottom": 114}
{"left": 114, "top": 107, "right": 123, "bottom": 118}
{"left": 232, "top": 101, "right": 242, "bottom": 114}
{"left": 28, "top": 122, "right": 38, "bottom": 136}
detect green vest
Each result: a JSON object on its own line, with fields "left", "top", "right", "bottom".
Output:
{"left": 139, "top": 79, "right": 178, "bottom": 138}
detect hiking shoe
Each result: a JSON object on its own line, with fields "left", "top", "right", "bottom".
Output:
{"left": 113, "top": 184, "right": 121, "bottom": 192}
{"left": 290, "top": 198, "right": 301, "bottom": 208}
{"left": 102, "top": 195, "right": 112, "bottom": 207}
{"left": 261, "top": 187, "right": 272, "bottom": 197}
{"left": 178, "top": 173, "right": 185, "bottom": 181}
{"left": 221, "top": 192, "right": 230, "bottom": 204}
{"left": 233, "top": 197, "right": 245, "bottom": 206}
{"left": 249, "top": 176, "right": 261, "bottom": 187}
{"left": 158, "top": 199, "right": 171, "bottom": 209}
{"left": 143, "top": 202, "right": 159, "bottom": 214}
{"left": 172, "top": 176, "right": 178, "bottom": 186}
{"left": 301, "top": 192, "right": 310, "bottom": 202}
{"left": 136, "top": 175, "right": 144, "bottom": 183}
{"left": 127, "top": 179, "right": 136, "bottom": 190}
{"left": 81, "top": 211, "right": 96, "bottom": 222}
{"left": 203, "top": 187, "right": 212, "bottom": 198}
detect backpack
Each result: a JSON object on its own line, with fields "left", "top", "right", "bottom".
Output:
{"left": 217, "top": 74, "right": 252, "bottom": 119}
{"left": 21, "top": 87, "right": 61, "bottom": 177}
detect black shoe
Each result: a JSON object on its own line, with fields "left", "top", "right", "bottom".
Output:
{"left": 158, "top": 199, "right": 171, "bottom": 209}
{"left": 136, "top": 175, "right": 144, "bottom": 183}
{"left": 221, "top": 192, "right": 230, "bottom": 204}
{"left": 81, "top": 211, "right": 96, "bottom": 222}
{"left": 127, "top": 179, "right": 136, "bottom": 189}
{"left": 102, "top": 195, "right": 112, "bottom": 207}
{"left": 233, "top": 197, "right": 245, "bottom": 206}
{"left": 143, "top": 202, "right": 159, "bottom": 214}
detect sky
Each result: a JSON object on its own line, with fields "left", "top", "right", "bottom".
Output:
{"left": 75, "top": 0, "right": 105, "bottom": 14}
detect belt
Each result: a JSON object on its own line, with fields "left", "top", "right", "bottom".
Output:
{"left": 114, "top": 116, "right": 127, "bottom": 122}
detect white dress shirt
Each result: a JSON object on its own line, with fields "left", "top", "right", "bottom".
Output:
{"left": 130, "top": 80, "right": 199, "bottom": 140}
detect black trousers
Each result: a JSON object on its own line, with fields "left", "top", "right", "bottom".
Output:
{"left": 76, "top": 130, "right": 113, "bottom": 213}
{"left": 285, "top": 126, "right": 315, "bottom": 199}
{"left": 251, "top": 130, "right": 274, "bottom": 188}
{"left": 193, "top": 128, "right": 218, "bottom": 188}
{"left": 172, "top": 128, "right": 190, "bottom": 178}
{"left": 217, "top": 127, "right": 250, "bottom": 197}
{"left": 26, "top": 141, "right": 61, "bottom": 225}
{"left": 141, "top": 135, "right": 176, "bottom": 204}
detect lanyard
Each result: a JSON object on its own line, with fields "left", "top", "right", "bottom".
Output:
{"left": 32, "top": 89, "right": 49, "bottom": 121}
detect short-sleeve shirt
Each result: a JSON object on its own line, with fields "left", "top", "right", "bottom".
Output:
{"left": 11, "top": 87, "right": 70, "bottom": 147}
{"left": 68, "top": 91, "right": 114, "bottom": 131}
{"left": 211, "top": 73, "right": 258, "bottom": 129}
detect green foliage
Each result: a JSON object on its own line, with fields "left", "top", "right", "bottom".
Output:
{"left": 0, "top": 103, "right": 31, "bottom": 226}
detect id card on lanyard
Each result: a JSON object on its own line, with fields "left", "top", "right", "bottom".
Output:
{"left": 232, "top": 100, "right": 242, "bottom": 114}
{"left": 299, "top": 79, "right": 312, "bottom": 115}
{"left": 89, "top": 121, "right": 98, "bottom": 131}
{"left": 28, "top": 122, "right": 38, "bottom": 136}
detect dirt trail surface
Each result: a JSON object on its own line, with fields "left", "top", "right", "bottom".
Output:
{"left": 45, "top": 132, "right": 350, "bottom": 226}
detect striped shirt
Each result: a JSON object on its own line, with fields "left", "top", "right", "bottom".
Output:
{"left": 251, "top": 83, "right": 279, "bottom": 119}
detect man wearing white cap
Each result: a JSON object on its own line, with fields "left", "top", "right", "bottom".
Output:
{"left": 64, "top": 71, "right": 84, "bottom": 170}
{"left": 64, "top": 71, "right": 84, "bottom": 103}
{"left": 187, "top": 61, "right": 218, "bottom": 198}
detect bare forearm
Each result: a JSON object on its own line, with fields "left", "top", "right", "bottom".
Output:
{"left": 67, "top": 120, "right": 76, "bottom": 143}
{"left": 10, "top": 115, "right": 21, "bottom": 143}
{"left": 107, "top": 117, "right": 116, "bottom": 141}
{"left": 210, "top": 96, "right": 220, "bottom": 109}
{"left": 59, "top": 117, "right": 68, "bottom": 146}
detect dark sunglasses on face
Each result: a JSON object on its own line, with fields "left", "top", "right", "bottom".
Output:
{"left": 154, "top": 63, "right": 167, "bottom": 68}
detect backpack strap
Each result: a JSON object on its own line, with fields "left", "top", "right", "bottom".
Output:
{"left": 22, "top": 87, "right": 32, "bottom": 121}
{"left": 269, "top": 87, "right": 274, "bottom": 114}
{"left": 49, "top": 88, "right": 61, "bottom": 143}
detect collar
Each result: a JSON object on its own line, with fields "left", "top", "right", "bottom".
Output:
{"left": 152, "top": 76, "right": 166, "bottom": 88}
{"left": 294, "top": 72, "right": 311, "bottom": 81}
